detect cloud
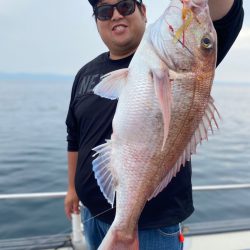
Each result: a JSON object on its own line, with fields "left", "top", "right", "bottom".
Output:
{"left": 233, "top": 26, "right": 250, "bottom": 50}
{"left": 0, "top": 0, "right": 27, "bottom": 15}
{"left": 215, "top": 25, "right": 250, "bottom": 83}
{"left": 0, "top": 0, "right": 97, "bottom": 75}
{"left": 0, "top": 0, "right": 249, "bottom": 83}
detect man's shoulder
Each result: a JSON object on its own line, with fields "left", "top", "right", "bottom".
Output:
{"left": 77, "top": 52, "right": 108, "bottom": 77}
{"left": 71, "top": 52, "right": 108, "bottom": 96}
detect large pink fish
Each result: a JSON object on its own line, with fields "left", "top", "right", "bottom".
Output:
{"left": 92, "top": 0, "right": 218, "bottom": 249}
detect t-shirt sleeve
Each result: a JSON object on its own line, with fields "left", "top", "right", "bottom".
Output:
{"left": 213, "top": 0, "right": 244, "bottom": 66}
{"left": 65, "top": 72, "right": 81, "bottom": 152}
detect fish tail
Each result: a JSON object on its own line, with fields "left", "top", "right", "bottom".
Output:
{"left": 98, "top": 226, "right": 139, "bottom": 250}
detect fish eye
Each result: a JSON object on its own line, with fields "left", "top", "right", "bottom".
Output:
{"left": 201, "top": 35, "right": 213, "bottom": 49}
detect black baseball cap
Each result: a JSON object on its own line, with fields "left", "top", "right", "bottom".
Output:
{"left": 88, "top": 0, "right": 98, "bottom": 7}
{"left": 88, "top": 0, "right": 142, "bottom": 8}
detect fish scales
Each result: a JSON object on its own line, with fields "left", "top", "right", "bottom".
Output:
{"left": 92, "top": 0, "right": 218, "bottom": 249}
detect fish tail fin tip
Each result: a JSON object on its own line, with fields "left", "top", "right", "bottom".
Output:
{"left": 92, "top": 142, "right": 115, "bottom": 206}
{"left": 98, "top": 226, "right": 139, "bottom": 250}
{"left": 93, "top": 68, "right": 129, "bottom": 100}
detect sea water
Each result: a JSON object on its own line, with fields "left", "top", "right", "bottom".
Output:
{"left": 0, "top": 79, "right": 249, "bottom": 239}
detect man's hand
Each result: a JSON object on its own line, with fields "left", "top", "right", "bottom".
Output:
{"left": 208, "top": 0, "right": 234, "bottom": 21}
{"left": 64, "top": 188, "right": 80, "bottom": 220}
{"left": 65, "top": 151, "right": 79, "bottom": 219}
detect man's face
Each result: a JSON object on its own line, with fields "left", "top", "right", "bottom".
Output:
{"left": 95, "top": 0, "right": 147, "bottom": 58}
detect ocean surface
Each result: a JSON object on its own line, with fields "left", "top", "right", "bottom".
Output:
{"left": 0, "top": 79, "right": 249, "bottom": 239}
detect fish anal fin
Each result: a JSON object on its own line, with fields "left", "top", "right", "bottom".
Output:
{"left": 148, "top": 166, "right": 179, "bottom": 201}
{"left": 92, "top": 141, "right": 116, "bottom": 207}
{"left": 93, "top": 68, "right": 129, "bottom": 100}
{"left": 152, "top": 66, "right": 172, "bottom": 151}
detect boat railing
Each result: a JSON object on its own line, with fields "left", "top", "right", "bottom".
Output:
{"left": 1, "top": 183, "right": 250, "bottom": 200}
{"left": 0, "top": 183, "right": 250, "bottom": 249}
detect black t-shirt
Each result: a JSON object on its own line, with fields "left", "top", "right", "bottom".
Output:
{"left": 66, "top": 0, "right": 244, "bottom": 228}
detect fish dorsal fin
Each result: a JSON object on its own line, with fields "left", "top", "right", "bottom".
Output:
{"left": 148, "top": 96, "right": 220, "bottom": 200}
{"left": 93, "top": 68, "right": 129, "bottom": 100}
{"left": 152, "top": 66, "right": 173, "bottom": 150}
{"left": 92, "top": 140, "right": 116, "bottom": 207}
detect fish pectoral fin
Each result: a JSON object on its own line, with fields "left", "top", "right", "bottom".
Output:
{"left": 92, "top": 140, "right": 116, "bottom": 207}
{"left": 93, "top": 68, "right": 129, "bottom": 100}
{"left": 152, "top": 67, "right": 173, "bottom": 150}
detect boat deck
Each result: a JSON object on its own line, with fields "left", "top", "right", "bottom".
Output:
{"left": 185, "top": 230, "right": 250, "bottom": 250}
{"left": 0, "top": 234, "right": 73, "bottom": 250}
{"left": 183, "top": 219, "right": 250, "bottom": 250}
{"left": 1, "top": 223, "right": 250, "bottom": 250}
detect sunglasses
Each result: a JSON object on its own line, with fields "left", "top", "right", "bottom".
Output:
{"left": 94, "top": 0, "right": 142, "bottom": 21}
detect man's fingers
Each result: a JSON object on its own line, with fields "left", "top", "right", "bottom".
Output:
{"left": 73, "top": 202, "right": 80, "bottom": 214}
{"left": 64, "top": 191, "right": 80, "bottom": 219}
{"left": 65, "top": 201, "right": 79, "bottom": 220}
{"left": 65, "top": 204, "right": 73, "bottom": 220}
{"left": 65, "top": 198, "right": 74, "bottom": 220}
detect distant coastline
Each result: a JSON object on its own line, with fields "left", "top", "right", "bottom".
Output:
{"left": 0, "top": 72, "right": 74, "bottom": 81}
{"left": 0, "top": 72, "right": 249, "bottom": 85}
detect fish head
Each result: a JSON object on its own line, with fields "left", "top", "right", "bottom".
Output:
{"left": 150, "top": 0, "right": 217, "bottom": 72}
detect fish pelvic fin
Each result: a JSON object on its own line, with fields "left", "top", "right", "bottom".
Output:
{"left": 93, "top": 68, "right": 129, "bottom": 100}
{"left": 148, "top": 96, "right": 220, "bottom": 200}
{"left": 152, "top": 66, "right": 173, "bottom": 151}
{"left": 92, "top": 140, "right": 116, "bottom": 207}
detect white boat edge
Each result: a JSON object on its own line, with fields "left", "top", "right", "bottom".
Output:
{"left": 184, "top": 230, "right": 250, "bottom": 250}
{"left": 0, "top": 183, "right": 250, "bottom": 250}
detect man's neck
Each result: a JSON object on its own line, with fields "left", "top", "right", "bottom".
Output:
{"left": 109, "top": 48, "right": 136, "bottom": 60}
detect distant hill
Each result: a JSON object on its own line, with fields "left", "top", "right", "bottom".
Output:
{"left": 0, "top": 72, "right": 74, "bottom": 81}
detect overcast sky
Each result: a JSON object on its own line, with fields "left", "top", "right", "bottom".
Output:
{"left": 0, "top": 0, "right": 249, "bottom": 83}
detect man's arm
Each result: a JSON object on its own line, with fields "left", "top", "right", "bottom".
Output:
{"left": 208, "top": 0, "right": 234, "bottom": 21}
{"left": 64, "top": 151, "right": 79, "bottom": 220}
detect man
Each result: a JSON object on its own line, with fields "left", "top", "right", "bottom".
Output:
{"left": 65, "top": 0, "right": 244, "bottom": 249}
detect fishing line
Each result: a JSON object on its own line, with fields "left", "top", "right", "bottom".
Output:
{"left": 81, "top": 205, "right": 116, "bottom": 224}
